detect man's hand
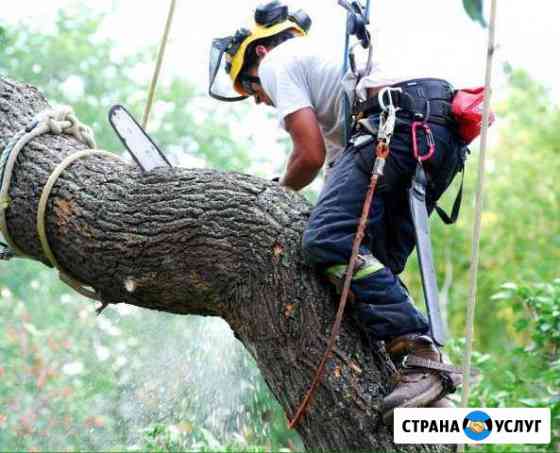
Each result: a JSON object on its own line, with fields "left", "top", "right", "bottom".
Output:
{"left": 280, "top": 107, "right": 326, "bottom": 191}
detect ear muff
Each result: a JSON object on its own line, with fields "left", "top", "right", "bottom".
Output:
{"left": 289, "top": 9, "right": 312, "bottom": 33}
{"left": 255, "top": 1, "right": 288, "bottom": 27}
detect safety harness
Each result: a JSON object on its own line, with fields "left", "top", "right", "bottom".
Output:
{"left": 355, "top": 78, "right": 468, "bottom": 227}
{"left": 289, "top": 2, "right": 472, "bottom": 428}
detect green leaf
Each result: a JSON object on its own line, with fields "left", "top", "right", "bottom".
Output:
{"left": 490, "top": 291, "right": 511, "bottom": 301}
{"left": 462, "top": 0, "right": 487, "bottom": 27}
{"left": 519, "top": 398, "right": 541, "bottom": 407}
{"left": 513, "top": 318, "right": 529, "bottom": 330}
{"left": 22, "top": 322, "right": 39, "bottom": 336}
{"left": 501, "top": 282, "right": 519, "bottom": 291}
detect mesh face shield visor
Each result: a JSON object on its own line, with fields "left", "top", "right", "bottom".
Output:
{"left": 208, "top": 36, "right": 249, "bottom": 102}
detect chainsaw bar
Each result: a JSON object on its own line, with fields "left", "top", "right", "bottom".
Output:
{"left": 108, "top": 104, "right": 172, "bottom": 172}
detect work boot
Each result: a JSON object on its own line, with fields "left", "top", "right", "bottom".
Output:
{"left": 381, "top": 334, "right": 462, "bottom": 424}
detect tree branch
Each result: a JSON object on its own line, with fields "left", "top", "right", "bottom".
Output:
{"left": 0, "top": 76, "right": 452, "bottom": 452}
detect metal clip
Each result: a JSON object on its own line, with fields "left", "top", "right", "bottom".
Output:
{"left": 411, "top": 121, "right": 436, "bottom": 162}
{"left": 401, "top": 355, "right": 412, "bottom": 369}
{"left": 377, "top": 86, "right": 402, "bottom": 112}
{"left": 375, "top": 86, "right": 402, "bottom": 143}
{"left": 377, "top": 109, "right": 394, "bottom": 142}
{"left": 373, "top": 156, "right": 386, "bottom": 176}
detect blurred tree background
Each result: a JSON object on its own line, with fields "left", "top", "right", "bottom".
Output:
{"left": 0, "top": 3, "right": 558, "bottom": 452}
{"left": 0, "top": 8, "right": 299, "bottom": 452}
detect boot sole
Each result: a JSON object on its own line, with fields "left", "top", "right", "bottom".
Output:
{"left": 382, "top": 379, "right": 444, "bottom": 425}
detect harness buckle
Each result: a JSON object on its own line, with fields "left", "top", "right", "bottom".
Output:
{"left": 376, "top": 87, "right": 402, "bottom": 144}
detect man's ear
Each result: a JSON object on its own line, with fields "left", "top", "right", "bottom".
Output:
{"left": 255, "top": 45, "right": 269, "bottom": 58}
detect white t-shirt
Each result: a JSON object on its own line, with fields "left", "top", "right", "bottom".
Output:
{"left": 258, "top": 36, "right": 398, "bottom": 168}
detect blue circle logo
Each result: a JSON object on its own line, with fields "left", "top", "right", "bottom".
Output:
{"left": 463, "top": 410, "right": 493, "bottom": 441}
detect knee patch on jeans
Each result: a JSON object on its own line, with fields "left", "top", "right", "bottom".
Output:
{"left": 325, "top": 254, "right": 384, "bottom": 291}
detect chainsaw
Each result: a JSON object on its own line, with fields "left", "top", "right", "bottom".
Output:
{"left": 108, "top": 104, "right": 172, "bottom": 172}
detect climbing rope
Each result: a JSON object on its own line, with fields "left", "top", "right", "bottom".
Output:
{"left": 288, "top": 87, "right": 399, "bottom": 429}
{"left": 142, "top": 0, "right": 177, "bottom": 129}
{"left": 1, "top": 107, "right": 96, "bottom": 258}
{"left": 461, "top": 0, "right": 498, "bottom": 410}
{"left": 0, "top": 106, "right": 124, "bottom": 303}
{"left": 36, "top": 148, "right": 123, "bottom": 301}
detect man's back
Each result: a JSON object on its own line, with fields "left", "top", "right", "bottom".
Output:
{"left": 258, "top": 37, "right": 346, "bottom": 165}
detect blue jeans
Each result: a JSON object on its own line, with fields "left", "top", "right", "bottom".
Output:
{"left": 303, "top": 116, "right": 464, "bottom": 340}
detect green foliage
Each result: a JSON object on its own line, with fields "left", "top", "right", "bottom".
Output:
{"left": 402, "top": 67, "right": 560, "bottom": 354}
{"left": 0, "top": 281, "right": 122, "bottom": 450}
{"left": 462, "top": 0, "right": 487, "bottom": 27}
{"left": 0, "top": 265, "right": 300, "bottom": 451}
{"left": 448, "top": 279, "right": 560, "bottom": 452}
{"left": 0, "top": 6, "right": 282, "bottom": 451}
{"left": 138, "top": 422, "right": 274, "bottom": 452}
{"left": 0, "top": 9, "right": 250, "bottom": 171}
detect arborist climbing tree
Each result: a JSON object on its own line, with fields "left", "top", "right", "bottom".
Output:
{"left": 209, "top": 0, "right": 493, "bottom": 425}
{"left": 0, "top": 0, "right": 495, "bottom": 450}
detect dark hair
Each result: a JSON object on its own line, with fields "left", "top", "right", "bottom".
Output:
{"left": 241, "top": 29, "right": 297, "bottom": 76}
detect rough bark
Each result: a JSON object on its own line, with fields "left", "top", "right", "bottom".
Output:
{"left": 0, "top": 76, "right": 452, "bottom": 452}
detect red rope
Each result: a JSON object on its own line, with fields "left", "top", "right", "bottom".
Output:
{"left": 288, "top": 142, "right": 390, "bottom": 429}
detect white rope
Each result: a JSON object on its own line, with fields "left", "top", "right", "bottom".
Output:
{"left": 461, "top": 0, "right": 498, "bottom": 409}
{"left": 0, "top": 105, "right": 125, "bottom": 304}
{"left": 0, "top": 106, "right": 95, "bottom": 257}
{"left": 35, "top": 106, "right": 97, "bottom": 149}
{"left": 37, "top": 148, "right": 123, "bottom": 302}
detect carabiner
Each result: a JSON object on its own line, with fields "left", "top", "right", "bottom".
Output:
{"left": 377, "top": 105, "right": 397, "bottom": 143}
{"left": 411, "top": 121, "right": 435, "bottom": 162}
{"left": 377, "top": 87, "right": 402, "bottom": 112}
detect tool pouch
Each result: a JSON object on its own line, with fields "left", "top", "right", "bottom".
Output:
{"left": 451, "top": 87, "right": 495, "bottom": 145}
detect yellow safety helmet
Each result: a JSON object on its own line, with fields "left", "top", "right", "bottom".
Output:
{"left": 209, "top": 2, "right": 311, "bottom": 102}
{"left": 228, "top": 21, "right": 306, "bottom": 96}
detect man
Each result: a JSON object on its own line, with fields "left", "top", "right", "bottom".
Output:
{"left": 209, "top": 1, "right": 464, "bottom": 422}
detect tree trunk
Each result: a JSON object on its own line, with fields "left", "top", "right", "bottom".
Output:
{"left": 0, "top": 76, "right": 452, "bottom": 452}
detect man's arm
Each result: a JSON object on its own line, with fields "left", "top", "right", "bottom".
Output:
{"left": 280, "top": 107, "right": 326, "bottom": 191}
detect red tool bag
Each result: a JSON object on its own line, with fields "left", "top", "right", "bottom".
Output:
{"left": 451, "top": 87, "right": 495, "bottom": 145}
